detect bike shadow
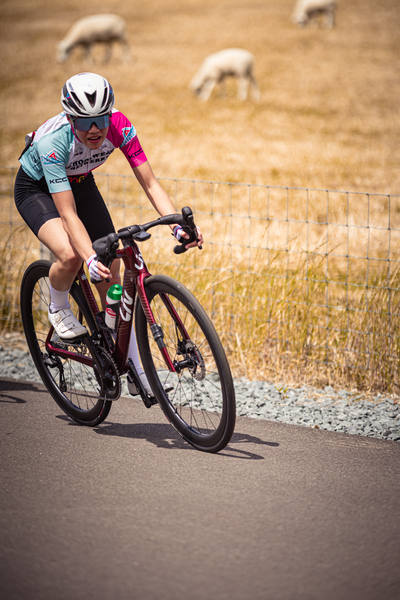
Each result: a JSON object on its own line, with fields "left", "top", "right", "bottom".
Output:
{"left": 221, "top": 431, "right": 279, "bottom": 460}
{"left": 59, "top": 415, "right": 279, "bottom": 460}
{"left": 0, "top": 379, "right": 44, "bottom": 403}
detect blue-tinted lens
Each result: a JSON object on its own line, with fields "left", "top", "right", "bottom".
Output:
{"left": 73, "top": 114, "right": 110, "bottom": 131}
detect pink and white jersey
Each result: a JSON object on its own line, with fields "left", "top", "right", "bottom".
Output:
{"left": 19, "top": 109, "right": 147, "bottom": 194}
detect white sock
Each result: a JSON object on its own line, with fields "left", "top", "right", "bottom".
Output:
{"left": 49, "top": 284, "right": 70, "bottom": 314}
{"left": 128, "top": 326, "right": 144, "bottom": 377}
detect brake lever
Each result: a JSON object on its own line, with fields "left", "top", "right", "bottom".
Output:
{"left": 90, "top": 232, "right": 119, "bottom": 283}
{"left": 173, "top": 207, "right": 202, "bottom": 254}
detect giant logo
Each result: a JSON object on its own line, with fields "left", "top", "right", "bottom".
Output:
{"left": 41, "top": 149, "right": 62, "bottom": 166}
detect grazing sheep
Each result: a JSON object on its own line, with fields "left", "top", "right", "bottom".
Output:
{"left": 57, "top": 14, "right": 131, "bottom": 63}
{"left": 189, "top": 48, "right": 260, "bottom": 102}
{"left": 292, "top": 0, "right": 337, "bottom": 28}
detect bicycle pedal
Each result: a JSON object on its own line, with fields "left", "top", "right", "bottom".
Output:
{"left": 146, "top": 395, "right": 158, "bottom": 407}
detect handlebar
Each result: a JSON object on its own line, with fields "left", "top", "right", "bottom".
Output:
{"left": 90, "top": 206, "right": 201, "bottom": 283}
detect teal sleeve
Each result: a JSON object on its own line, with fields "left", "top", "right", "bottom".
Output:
{"left": 36, "top": 131, "right": 71, "bottom": 194}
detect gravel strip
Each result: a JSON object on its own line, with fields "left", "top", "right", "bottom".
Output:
{"left": 1, "top": 341, "right": 399, "bottom": 442}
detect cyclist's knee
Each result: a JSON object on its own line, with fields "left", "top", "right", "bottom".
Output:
{"left": 56, "top": 249, "right": 82, "bottom": 275}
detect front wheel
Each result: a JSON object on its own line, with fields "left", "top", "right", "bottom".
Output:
{"left": 20, "top": 260, "right": 112, "bottom": 426}
{"left": 135, "top": 275, "right": 236, "bottom": 453}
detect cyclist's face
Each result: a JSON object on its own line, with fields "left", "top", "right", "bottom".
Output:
{"left": 69, "top": 118, "right": 108, "bottom": 149}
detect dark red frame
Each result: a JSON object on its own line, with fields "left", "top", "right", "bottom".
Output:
{"left": 44, "top": 240, "right": 184, "bottom": 375}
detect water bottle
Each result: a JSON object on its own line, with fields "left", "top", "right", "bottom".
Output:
{"left": 104, "top": 284, "right": 123, "bottom": 330}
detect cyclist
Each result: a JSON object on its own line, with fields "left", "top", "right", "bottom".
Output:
{"left": 14, "top": 72, "right": 203, "bottom": 397}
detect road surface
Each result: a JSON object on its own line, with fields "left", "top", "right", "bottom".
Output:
{"left": 1, "top": 377, "right": 399, "bottom": 600}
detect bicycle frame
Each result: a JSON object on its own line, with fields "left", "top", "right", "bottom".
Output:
{"left": 44, "top": 238, "right": 189, "bottom": 376}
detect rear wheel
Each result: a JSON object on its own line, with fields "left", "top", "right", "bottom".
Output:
{"left": 135, "top": 275, "right": 236, "bottom": 453}
{"left": 20, "top": 260, "right": 113, "bottom": 426}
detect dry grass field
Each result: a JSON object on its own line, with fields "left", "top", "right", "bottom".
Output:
{"left": 0, "top": 0, "right": 399, "bottom": 193}
{"left": 1, "top": 0, "right": 400, "bottom": 391}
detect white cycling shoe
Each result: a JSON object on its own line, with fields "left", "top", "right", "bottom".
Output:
{"left": 48, "top": 308, "right": 87, "bottom": 340}
{"left": 127, "top": 372, "right": 173, "bottom": 397}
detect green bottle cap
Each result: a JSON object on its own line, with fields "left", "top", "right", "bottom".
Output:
{"left": 107, "top": 284, "right": 123, "bottom": 301}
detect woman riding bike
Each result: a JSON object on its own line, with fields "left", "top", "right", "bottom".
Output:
{"left": 14, "top": 72, "right": 203, "bottom": 398}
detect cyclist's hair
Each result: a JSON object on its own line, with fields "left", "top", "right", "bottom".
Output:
{"left": 61, "top": 72, "right": 115, "bottom": 118}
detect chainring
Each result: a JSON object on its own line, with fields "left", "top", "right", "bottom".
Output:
{"left": 94, "top": 345, "right": 121, "bottom": 401}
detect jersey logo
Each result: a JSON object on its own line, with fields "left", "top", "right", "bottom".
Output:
{"left": 121, "top": 125, "right": 136, "bottom": 146}
{"left": 73, "top": 145, "right": 83, "bottom": 157}
{"left": 128, "top": 148, "right": 143, "bottom": 159}
{"left": 41, "top": 149, "right": 62, "bottom": 165}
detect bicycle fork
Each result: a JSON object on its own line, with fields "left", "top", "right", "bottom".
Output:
{"left": 136, "top": 278, "right": 201, "bottom": 379}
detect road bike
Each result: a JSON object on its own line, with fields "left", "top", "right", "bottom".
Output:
{"left": 20, "top": 207, "right": 236, "bottom": 453}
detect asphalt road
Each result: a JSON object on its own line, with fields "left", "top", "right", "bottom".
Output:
{"left": 1, "top": 377, "right": 400, "bottom": 600}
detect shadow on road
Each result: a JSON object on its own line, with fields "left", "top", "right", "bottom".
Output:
{"left": 56, "top": 414, "right": 278, "bottom": 459}
{"left": 0, "top": 378, "right": 280, "bottom": 460}
{"left": 0, "top": 380, "right": 44, "bottom": 403}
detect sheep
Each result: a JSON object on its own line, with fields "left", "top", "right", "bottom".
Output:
{"left": 291, "top": 0, "right": 337, "bottom": 29}
{"left": 57, "top": 14, "right": 131, "bottom": 64}
{"left": 189, "top": 48, "right": 260, "bottom": 102}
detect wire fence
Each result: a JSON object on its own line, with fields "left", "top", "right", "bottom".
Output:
{"left": 2, "top": 165, "right": 400, "bottom": 392}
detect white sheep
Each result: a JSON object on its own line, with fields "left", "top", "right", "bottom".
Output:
{"left": 292, "top": 0, "right": 337, "bottom": 28}
{"left": 189, "top": 48, "right": 260, "bottom": 102}
{"left": 57, "top": 14, "right": 131, "bottom": 63}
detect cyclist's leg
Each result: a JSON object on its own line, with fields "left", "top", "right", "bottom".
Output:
{"left": 126, "top": 326, "right": 156, "bottom": 396}
{"left": 38, "top": 219, "right": 88, "bottom": 339}
{"left": 71, "top": 174, "right": 151, "bottom": 389}
{"left": 38, "top": 218, "right": 82, "bottom": 292}
{"left": 15, "top": 170, "right": 86, "bottom": 339}
{"left": 73, "top": 173, "right": 121, "bottom": 308}
{"left": 14, "top": 167, "right": 81, "bottom": 293}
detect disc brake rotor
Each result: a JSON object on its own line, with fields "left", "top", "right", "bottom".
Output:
{"left": 184, "top": 340, "right": 206, "bottom": 381}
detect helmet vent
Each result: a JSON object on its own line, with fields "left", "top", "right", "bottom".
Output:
{"left": 85, "top": 91, "right": 97, "bottom": 108}
{"left": 101, "top": 88, "right": 109, "bottom": 109}
{"left": 70, "top": 91, "right": 85, "bottom": 111}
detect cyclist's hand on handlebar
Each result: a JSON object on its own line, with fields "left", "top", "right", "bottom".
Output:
{"left": 86, "top": 253, "right": 111, "bottom": 283}
{"left": 173, "top": 225, "right": 203, "bottom": 249}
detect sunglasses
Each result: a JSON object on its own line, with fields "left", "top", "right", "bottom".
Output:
{"left": 71, "top": 114, "right": 110, "bottom": 132}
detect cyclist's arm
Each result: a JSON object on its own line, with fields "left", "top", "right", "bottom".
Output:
{"left": 132, "top": 161, "right": 203, "bottom": 248}
{"left": 51, "top": 190, "right": 111, "bottom": 279}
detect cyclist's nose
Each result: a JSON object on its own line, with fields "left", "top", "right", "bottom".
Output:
{"left": 88, "top": 123, "right": 101, "bottom": 132}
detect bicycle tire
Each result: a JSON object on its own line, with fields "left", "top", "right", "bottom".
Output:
{"left": 135, "top": 275, "right": 236, "bottom": 453}
{"left": 20, "top": 260, "right": 112, "bottom": 426}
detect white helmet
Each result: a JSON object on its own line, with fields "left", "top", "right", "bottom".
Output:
{"left": 61, "top": 72, "right": 115, "bottom": 117}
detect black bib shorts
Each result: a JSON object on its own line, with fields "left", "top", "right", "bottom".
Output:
{"left": 14, "top": 167, "right": 115, "bottom": 242}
